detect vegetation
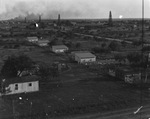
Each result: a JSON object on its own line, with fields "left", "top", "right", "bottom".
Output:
{"left": 101, "top": 42, "right": 107, "bottom": 48}
{"left": 142, "top": 46, "right": 150, "bottom": 52}
{"left": 48, "top": 38, "right": 58, "bottom": 46}
{"left": 127, "top": 52, "right": 148, "bottom": 67}
{"left": 114, "top": 54, "right": 126, "bottom": 64}
{"left": 37, "top": 65, "right": 59, "bottom": 82}
{"left": 75, "top": 42, "right": 81, "bottom": 49}
{"left": 1, "top": 55, "right": 34, "bottom": 78}
{"left": 132, "top": 40, "right": 142, "bottom": 46}
{"left": 108, "top": 41, "right": 121, "bottom": 51}
{"left": 92, "top": 47, "right": 110, "bottom": 54}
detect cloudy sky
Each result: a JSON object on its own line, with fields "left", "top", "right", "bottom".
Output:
{"left": 0, "top": 0, "right": 149, "bottom": 20}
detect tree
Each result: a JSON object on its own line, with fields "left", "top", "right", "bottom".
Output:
{"left": 114, "top": 54, "right": 126, "bottom": 64}
{"left": 127, "top": 52, "right": 142, "bottom": 66}
{"left": 75, "top": 42, "right": 81, "bottom": 49}
{"left": 108, "top": 41, "right": 121, "bottom": 51}
{"left": 121, "top": 41, "right": 127, "bottom": 47}
{"left": 101, "top": 42, "right": 107, "bottom": 48}
{"left": 50, "top": 67, "right": 59, "bottom": 78}
{"left": 92, "top": 47, "right": 110, "bottom": 54}
{"left": 38, "top": 65, "right": 50, "bottom": 80}
{"left": 63, "top": 41, "right": 73, "bottom": 48}
{"left": 132, "top": 40, "right": 142, "bottom": 46}
{"left": 1, "top": 55, "right": 34, "bottom": 78}
{"left": 48, "top": 38, "right": 58, "bottom": 47}
{"left": 93, "top": 36, "right": 99, "bottom": 42}
{"left": 142, "top": 46, "right": 150, "bottom": 52}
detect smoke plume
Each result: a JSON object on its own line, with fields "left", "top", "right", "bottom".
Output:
{"left": 0, "top": 0, "right": 149, "bottom": 20}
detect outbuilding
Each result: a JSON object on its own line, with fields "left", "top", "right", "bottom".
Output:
{"left": 27, "top": 37, "right": 38, "bottom": 43}
{"left": 1, "top": 75, "right": 39, "bottom": 95}
{"left": 52, "top": 45, "right": 68, "bottom": 53}
{"left": 72, "top": 51, "right": 96, "bottom": 64}
{"left": 38, "top": 40, "right": 49, "bottom": 46}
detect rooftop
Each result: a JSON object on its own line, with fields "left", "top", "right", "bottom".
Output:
{"left": 38, "top": 40, "right": 49, "bottom": 43}
{"left": 75, "top": 52, "right": 96, "bottom": 58}
{"left": 52, "top": 45, "right": 68, "bottom": 49}
{"left": 3, "top": 75, "right": 39, "bottom": 86}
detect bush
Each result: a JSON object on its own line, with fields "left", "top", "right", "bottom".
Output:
{"left": 1, "top": 55, "right": 34, "bottom": 77}
{"left": 108, "top": 41, "right": 121, "bottom": 51}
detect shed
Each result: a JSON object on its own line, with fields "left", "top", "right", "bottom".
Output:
{"left": 73, "top": 51, "right": 96, "bottom": 63}
{"left": 27, "top": 37, "right": 38, "bottom": 43}
{"left": 38, "top": 40, "right": 49, "bottom": 46}
{"left": 52, "top": 45, "right": 68, "bottom": 53}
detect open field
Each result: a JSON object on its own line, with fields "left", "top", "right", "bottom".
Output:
{"left": 0, "top": 18, "right": 150, "bottom": 119}
{"left": 1, "top": 63, "right": 150, "bottom": 119}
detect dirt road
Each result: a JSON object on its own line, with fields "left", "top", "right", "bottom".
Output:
{"left": 52, "top": 105, "right": 150, "bottom": 119}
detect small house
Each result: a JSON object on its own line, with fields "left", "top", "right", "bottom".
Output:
{"left": 38, "top": 40, "right": 49, "bottom": 46}
{"left": 27, "top": 37, "right": 38, "bottom": 43}
{"left": 52, "top": 45, "right": 68, "bottom": 53}
{"left": 115, "top": 67, "right": 142, "bottom": 84}
{"left": 72, "top": 51, "right": 96, "bottom": 64}
{"left": 1, "top": 75, "right": 39, "bottom": 95}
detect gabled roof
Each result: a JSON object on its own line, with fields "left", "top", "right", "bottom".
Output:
{"left": 52, "top": 45, "right": 68, "bottom": 49}
{"left": 75, "top": 52, "right": 96, "bottom": 58}
{"left": 3, "top": 75, "right": 39, "bottom": 86}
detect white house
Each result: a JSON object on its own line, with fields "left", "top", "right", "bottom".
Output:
{"left": 2, "top": 76, "right": 39, "bottom": 95}
{"left": 52, "top": 45, "right": 68, "bottom": 53}
{"left": 72, "top": 51, "right": 96, "bottom": 64}
{"left": 38, "top": 40, "right": 49, "bottom": 46}
{"left": 27, "top": 37, "right": 38, "bottom": 43}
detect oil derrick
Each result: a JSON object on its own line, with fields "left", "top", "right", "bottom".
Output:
{"left": 25, "top": 17, "right": 27, "bottom": 23}
{"left": 39, "top": 15, "right": 41, "bottom": 23}
{"left": 57, "top": 14, "right": 61, "bottom": 27}
{"left": 108, "top": 11, "right": 113, "bottom": 27}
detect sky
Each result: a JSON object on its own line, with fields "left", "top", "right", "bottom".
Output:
{"left": 0, "top": 0, "right": 150, "bottom": 20}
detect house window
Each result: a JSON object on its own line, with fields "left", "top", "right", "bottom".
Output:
{"left": 15, "top": 84, "right": 18, "bottom": 90}
{"left": 29, "top": 83, "right": 32, "bottom": 87}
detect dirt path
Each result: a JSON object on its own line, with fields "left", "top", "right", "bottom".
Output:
{"left": 51, "top": 105, "right": 150, "bottom": 119}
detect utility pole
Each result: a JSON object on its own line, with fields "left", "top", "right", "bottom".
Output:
{"left": 58, "top": 14, "right": 60, "bottom": 26}
{"left": 140, "top": 0, "right": 144, "bottom": 119}
{"left": 12, "top": 99, "right": 16, "bottom": 119}
{"left": 39, "top": 15, "right": 41, "bottom": 23}
{"left": 30, "top": 101, "right": 32, "bottom": 119}
{"left": 25, "top": 17, "right": 27, "bottom": 23}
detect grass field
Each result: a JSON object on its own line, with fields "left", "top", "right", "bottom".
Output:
{"left": 0, "top": 36, "right": 150, "bottom": 119}
{"left": 1, "top": 63, "right": 150, "bottom": 119}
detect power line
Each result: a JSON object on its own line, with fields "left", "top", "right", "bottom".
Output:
{"left": 140, "top": 0, "right": 144, "bottom": 119}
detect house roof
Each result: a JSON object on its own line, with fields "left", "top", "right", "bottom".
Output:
{"left": 38, "top": 40, "right": 49, "bottom": 43}
{"left": 52, "top": 45, "right": 68, "bottom": 49}
{"left": 75, "top": 52, "right": 96, "bottom": 58}
{"left": 3, "top": 75, "right": 39, "bottom": 86}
